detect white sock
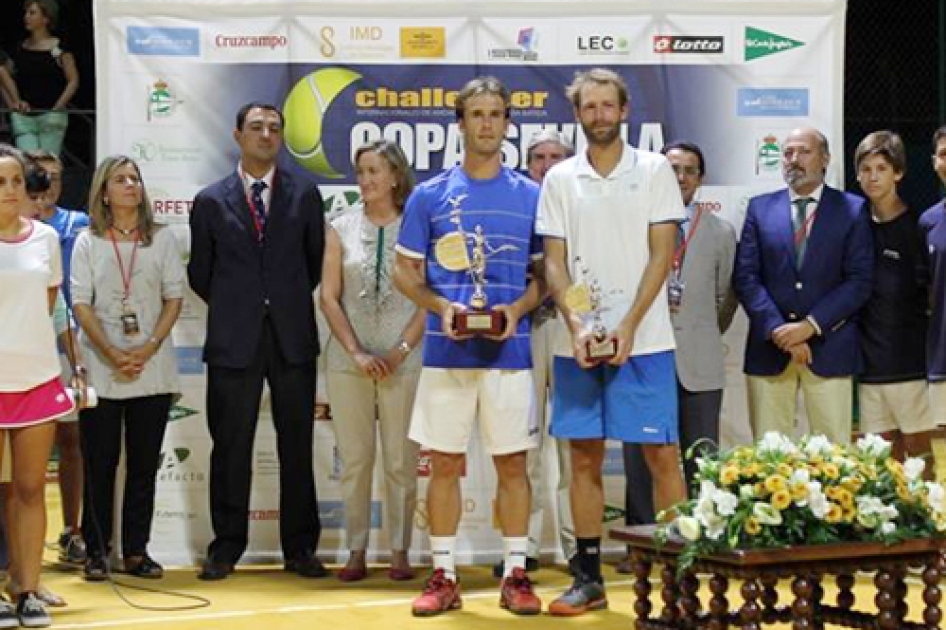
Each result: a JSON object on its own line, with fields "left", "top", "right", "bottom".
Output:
{"left": 503, "top": 536, "right": 529, "bottom": 578}
{"left": 430, "top": 536, "right": 457, "bottom": 582}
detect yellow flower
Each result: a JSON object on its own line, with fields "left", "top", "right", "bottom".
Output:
{"left": 770, "top": 489, "right": 792, "bottom": 511}
{"left": 744, "top": 517, "right": 762, "bottom": 535}
{"left": 764, "top": 475, "right": 788, "bottom": 493}
{"left": 790, "top": 482, "right": 808, "bottom": 502}
{"left": 720, "top": 464, "right": 740, "bottom": 485}
{"left": 836, "top": 488, "right": 854, "bottom": 510}
{"left": 741, "top": 462, "right": 763, "bottom": 477}
{"left": 776, "top": 463, "right": 793, "bottom": 477}
{"left": 826, "top": 502, "right": 843, "bottom": 523}
{"left": 821, "top": 463, "right": 840, "bottom": 480}
{"left": 826, "top": 487, "right": 842, "bottom": 501}
{"left": 842, "top": 505, "right": 857, "bottom": 522}
{"left": 885, "top": 459, "right": 903, "bottom": 475}
{"left": 897, "top": 483, "right": 912, "bottom": 502}
{"left": 754, "top": 482, "right": 768, "bottom": 497}
{"left": 841, "top": 476, "right": 864, "bottom": 493}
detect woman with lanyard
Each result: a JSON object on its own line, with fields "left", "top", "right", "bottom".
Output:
{"left": 70, "top": 155, "right": 184, "bottom": 581}
{"left": 320, "top": 140, "right": 425, "bottom": 582}
{"left": 0, "top": 143, "right": 74, "bottom": 627}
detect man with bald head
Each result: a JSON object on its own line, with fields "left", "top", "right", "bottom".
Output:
{"left": 734, "top": 127, "right": 873, "bottom": 444}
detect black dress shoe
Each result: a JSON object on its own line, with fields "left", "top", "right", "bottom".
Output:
{"left": 284, "top": 553, "right": 328, "bottom": 578}
{"left": 198, "top": 559, "right": 234, "bottom": 581}
{"left": 124, "top": 553, "right": 164, "bottom": 579}
{"left": 84, "top": 555, "right": 108, "bottom": 582}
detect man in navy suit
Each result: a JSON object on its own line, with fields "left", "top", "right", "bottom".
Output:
{"left": 734, "top": 127, "right": 872, "bottom": 445}
{"left": 188, "top": 102, "right": 326, "bottom": 580}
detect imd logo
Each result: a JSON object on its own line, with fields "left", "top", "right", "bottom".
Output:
{"left": 283, "top": 68, "right": 361, "bottom": 179}
{"left": 745, "top": 27, "right": 804, "bottom": 61}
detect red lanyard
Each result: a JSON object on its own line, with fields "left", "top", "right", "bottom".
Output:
{"left": 794, "top": 209, "right": 818, "bottom": 246}
{"left": 239, "top": 165, "right": 274, "bottom": 240}
{"left": 109, "top": 229, "right": 140, "bottom": 302}
{"left": 673, "top": 206, "right": 704, "bottom": 273}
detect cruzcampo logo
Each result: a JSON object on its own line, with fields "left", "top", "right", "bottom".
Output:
{"left": 744, "top": 27, "right": 803, "bottom": 61}
{"left": 602, "top": 504, "right": 626, "bottom": 523}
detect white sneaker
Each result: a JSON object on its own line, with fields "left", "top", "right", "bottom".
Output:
{"left": 0, "top": 600, "right": 17, "bottom": 629}
{"left": 16, "top": 592, "right": 51, "bottom": 628}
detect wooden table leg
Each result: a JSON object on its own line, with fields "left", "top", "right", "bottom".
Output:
{"left": 922, "top": 561, "right": 943, "bottom": 630}
{"left": 679, "top": 571, "right": 701, "bottom": 623}
{"left": 659, "top": 564, "right": 680, "bottom": 624}
{"left": 758, "top": 574, "right": 778, "bottom": 625}
{"left": 791, "top": 575, "right": 815, "bottom": 630}
{"left": 632, "top": 557, "right": 653, "bottom": 628}
{"left": 874, "top": 569, "right": 899, "bottom": 630}
{"left": 739, "top": 578, "right": 761, "bottom": 630}
{"left": 836, "top": 573, "right": 855, "bottom": 611}
{"left": 894, "top": 566, "right": 908, "bottom": 625}
{"left": 708, "top": 573, "right": 729, "bottom": 630}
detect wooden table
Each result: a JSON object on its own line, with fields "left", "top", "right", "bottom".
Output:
{"left": 611, "top": 524, "right": 945, "bottom": 629}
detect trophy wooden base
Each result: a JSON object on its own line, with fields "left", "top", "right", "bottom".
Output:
{"left": 586, "top": 337, "right": 618, "bottom": 363}
{"left": 454, "top": 309, "right": 506, "bottom": 337}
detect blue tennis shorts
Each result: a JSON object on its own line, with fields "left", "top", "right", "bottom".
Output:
{"left": 550, "top": 350, "right": 678, "bottom": 443}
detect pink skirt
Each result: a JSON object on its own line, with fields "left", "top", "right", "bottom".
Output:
{"left": 0, "top": 378, "right": 75, "bottom": 428}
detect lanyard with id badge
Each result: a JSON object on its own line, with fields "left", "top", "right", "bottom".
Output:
{"left": 669, "top": 206, "right": 703, "bottom": 312}
{"left": 109, "top": 229, "right": 141, "bottom": 338}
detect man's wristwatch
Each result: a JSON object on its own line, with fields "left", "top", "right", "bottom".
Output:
{"left": 396, "top": 340, "right": 412, "bottom": 356}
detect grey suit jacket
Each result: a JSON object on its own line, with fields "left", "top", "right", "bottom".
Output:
{"left": 671, "top": 210, "right": 737, "bottom": 392}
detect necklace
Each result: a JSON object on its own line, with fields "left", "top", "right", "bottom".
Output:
{"left": 112, "top": 225, "right": 138, "bottom": 237}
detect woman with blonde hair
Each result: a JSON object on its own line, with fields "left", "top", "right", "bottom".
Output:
{"left": 70, "top": 155, "right": 184, "bottom": 580}
{"left": 321, "top": 140, "right": 424, "bottom": 581}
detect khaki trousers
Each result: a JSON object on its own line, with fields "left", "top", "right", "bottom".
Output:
{"left": 326, "top": 368, "right": 420, "bottom": 551}
{"left": 526, "top": 316, "right": 575, "bottom": 560}
{"left": 747, "top": 363, "right": 853, "bottom": 445}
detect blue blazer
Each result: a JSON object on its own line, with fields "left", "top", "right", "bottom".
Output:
{"left": 734, "top": 185, "right": 873, "bottom": 377}
{"left": 187, "top": 168, "right": 325, "bottom": 369}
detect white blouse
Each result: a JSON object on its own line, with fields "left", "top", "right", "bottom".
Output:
{"left": 70, "top": 226, "right": 184, "bottom": 399}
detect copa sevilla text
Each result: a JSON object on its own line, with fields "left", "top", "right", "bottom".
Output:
{"left": 351, "top": 122, "right": 668, "bottom": 171}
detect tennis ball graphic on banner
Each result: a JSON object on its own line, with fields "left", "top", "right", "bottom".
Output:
{"left": 283, "top": 68, "right": 361, "bottom": 178}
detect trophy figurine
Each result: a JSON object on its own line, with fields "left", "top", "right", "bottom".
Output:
{"left": 434, "top": 197, "right": 517, "bottom": 336}
{"left": 564, "top": 257, "right": 618, "bottom": 362}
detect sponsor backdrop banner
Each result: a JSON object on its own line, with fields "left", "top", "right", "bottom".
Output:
{"left": 94, "top": 0, "right": 846, "bottom": 565}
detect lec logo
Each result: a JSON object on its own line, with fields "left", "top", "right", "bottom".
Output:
{"left": 577, "top": 35, "right": 626, "bottom": 51}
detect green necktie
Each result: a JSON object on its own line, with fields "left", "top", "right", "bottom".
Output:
{"left": 793, "top": 197, "right": 813, "bottom": 268}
